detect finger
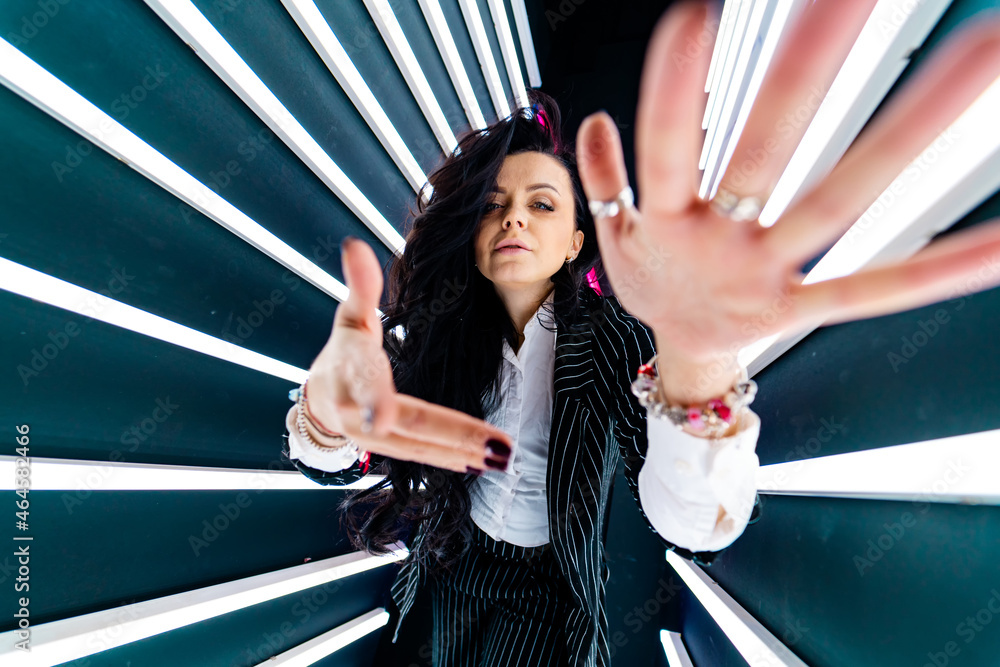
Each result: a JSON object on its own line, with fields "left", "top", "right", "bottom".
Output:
{"left": 635, "top": 1, "right": 713, "bottom": 215}
{"left": 577, "top": 111, "right": 631, "bottom": 241}
{"left": 343, "top": 350, "right": 398, "bottom": 438}
{"left": 789, "top": 218, "right": 1000, "bottom": 327}
{"left": 351, "top": 430, "right": 490, "bottom": 474}
{"left": 335, "top": 237, "right": 384, "bottom": 331}
{"left": 391, "top": 394, "right": 512, "bottom": 466}
{"left": 765, "top": 18, "right": 1000, "bottom": 266}
{"left": 337, "top": 393, "right": 512, "bottom": 467}
{"left": 717, "top": 0, "right": 875, "bottom": 198}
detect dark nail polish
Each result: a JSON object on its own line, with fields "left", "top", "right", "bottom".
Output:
{"left": 484, "top": 457, "right": 508, "bottom": 470}
{"left": 486, "top": 439, "right": 511, "bottom": 456}
{"left": 466, "top": 466, "right": 485, "bottom": 477}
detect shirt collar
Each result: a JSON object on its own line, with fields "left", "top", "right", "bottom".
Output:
{"left": 503, "top": 289, "right": 556, "bottom": 366}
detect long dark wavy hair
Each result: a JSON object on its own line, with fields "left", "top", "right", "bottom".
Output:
{"left": 338, "top": 89, "right": 604, "bottom": 572}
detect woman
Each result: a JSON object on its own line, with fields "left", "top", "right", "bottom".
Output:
{"left": 284, "top": 3, "right": 1000, "bottom": 665}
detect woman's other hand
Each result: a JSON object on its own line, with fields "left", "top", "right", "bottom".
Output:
{"left": 577, "top": 1, "right": 1000, "bottom": 386}
{"left": 305, "top": 238, "right": 512, "bottom": 475}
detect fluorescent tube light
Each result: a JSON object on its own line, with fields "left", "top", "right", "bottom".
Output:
{"left": 0, "top": 550, "right": 406, "bottom": 665}
{"left": 0, "top": 456, "right": 384, "bottom": 491}
{"left": 666, "top": 550, "right": 808, "bottom": 667}
{"left": 510, "top": 0, "right": 541, "bottom": 88}
{"left": 363, "top": 0, "right": 459, "bottom": 154}
{"left": 0, "top": 257, "right": 308, "bottom": 384}
{"left": 143, "top": 0, "right": 407, "bottom": 252}
{"left": 256, "top": 609, "right": 390, "bottom": 666}
{"left": 0, "top": 37, "right": 362, "bottom": 303}
{"left": 458, "top": 0, "right": 511, "bottom": 118}
{"left": 660, "top": 630, "right": 695, "bottom": 667}
{"left": 282, "top": 0, "right": 432, "bottom": 195}
{"left": 417, "top": 0, "right": 488, "bottom": 129}
{"left": 757, "top": 428, "right": 1000, "bottom": 505}
{"left": 486, "top": 0, "right": 529, "bottom": 109}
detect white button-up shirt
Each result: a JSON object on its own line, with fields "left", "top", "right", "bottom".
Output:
{"left": 286, "top": 293, "right": 761, "bottom": 553}
{"left": 467, "top": 291, "right": 558, "bottom": 546}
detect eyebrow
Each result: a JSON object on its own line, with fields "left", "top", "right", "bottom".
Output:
{"left": 491, "top": 183, "right": 561, "bottom": 196}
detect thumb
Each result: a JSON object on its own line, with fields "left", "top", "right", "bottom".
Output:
{"left": 335, "top": 237, "right": 384, "bottom": 331}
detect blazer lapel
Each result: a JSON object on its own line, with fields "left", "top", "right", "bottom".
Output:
{"left": 546, "top": 290, "right": 598, "bottom": 601}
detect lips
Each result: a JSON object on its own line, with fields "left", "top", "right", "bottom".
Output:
{"left": 494, "top": 238, "right": 530, "bottom": 251}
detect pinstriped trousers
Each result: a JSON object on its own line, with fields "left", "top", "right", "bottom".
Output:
{"left": 428, "top": 521, "right": 578, "bottom": 666}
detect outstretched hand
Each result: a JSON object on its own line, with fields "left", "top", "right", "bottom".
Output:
{"left": 576, "top": 1, "right": 1000, "bottom": 372}
{"left": 304, "top": 238, "right": 512, "bottom": 475}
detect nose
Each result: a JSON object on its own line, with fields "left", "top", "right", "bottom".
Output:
{"left": 502, "top": 217, "right": 525, "bottom": 229}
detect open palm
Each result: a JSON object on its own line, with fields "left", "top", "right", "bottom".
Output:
{"left": 577, "top": 1, "right": 1000, "bottom": 367}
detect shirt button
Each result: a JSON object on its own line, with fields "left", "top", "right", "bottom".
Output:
{"left": 674, "top": 459, "right": 693, "bottom": 476}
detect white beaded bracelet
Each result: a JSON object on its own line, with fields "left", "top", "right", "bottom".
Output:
{"left": 289, "top": 383, "right": 359, "bottom": 456}
{"left": 631, "top": 355, "right": 758, "bottom": 439}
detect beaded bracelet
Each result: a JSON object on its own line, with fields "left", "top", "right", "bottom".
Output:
{"left": 289, "top": 380, "right": 370, "bottom": 472}
{"left": 631, "top": 354, "right": 758, "bottom": 439}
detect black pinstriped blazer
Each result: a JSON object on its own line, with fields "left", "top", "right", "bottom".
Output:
{"left": 282, "top": 283, "right": 760, "bottom": 666}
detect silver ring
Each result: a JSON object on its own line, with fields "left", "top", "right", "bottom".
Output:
{"left": 359, "top": 404, "right": 375, "bottom": 434}
{"left": 588, "top": 185, "right": 634, "bottom": 220}
{"left": 709, "top": 188, "right": 763, "bottom": 222}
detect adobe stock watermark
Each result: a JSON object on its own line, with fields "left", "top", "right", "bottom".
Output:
{"left": 188, "top": 460, "right": 291, "bottom": 556}
{"left": 887, "top": 251, "right": 1000, "bottom": 373}
{"left": 16, "top": 266, "right": 135, "bottom": 387}
{"left": 922, "top": 588, "right": 1000, "bottom": 667}
{"left": 5, "top": 0, "right": 71, "bottom": 48}
{"left": 60, "top": 396, "right": 180, "bottom": 515}
{"left": 221, "top": 289, "right": 289, "bottom": 346}
{"left": 679, "top": 284, "right": 799, "bottom": 399}
{"left": 232, "top": 574, "right": 348, "bottom": 664}
{"left": 607, "top": 575, "right": 683, "bottom": 659}
{"left": 844, "top": 128, "right": 961, "bottom": 247}
{"left": 727, "top": 85, "right": 828, "bottom": 191}
{"left": 544, "top": 0, "right": 589, "bottom": 31}
{"left": 852, "top": 458, "right": 969, "bottom": 576}
{"left": 755, "top": 415, "right": 848, "bottom": 515}
{"left": 671, "top": 10, "right": 722, "bottom": 72}
{"left": 177, "top": 126, "right": 275, "bottom": 220}
{"left": 51, "top": 65, "right": 172, "bottom": 183}
{"left": 746, "top": 617, "right": 811, "bottom": 666}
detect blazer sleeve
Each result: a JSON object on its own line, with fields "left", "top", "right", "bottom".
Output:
{"left": 281, "top": 402, "right": 382, "bottom": 487}
{"left": 281, "top": 334, "right": 406, "bottom": 486}
{"left": 598, "top": 295, "right": 762, "bottom": 566}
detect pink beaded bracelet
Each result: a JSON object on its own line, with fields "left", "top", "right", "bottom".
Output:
{"left": 631, "top": 354, "right": 757, "bottom": 438}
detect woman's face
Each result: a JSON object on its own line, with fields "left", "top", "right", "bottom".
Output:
{"left": 473, "top": 151, "right": 584, "bottom": 293}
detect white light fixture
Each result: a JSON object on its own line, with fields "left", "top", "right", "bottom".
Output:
{"left": 700, "top": 0, "right": 754, "bottom": 173}
{"left": 486, "top": 0, "right": 529, "bottom": 109}
{"left": 0, "top": 257, "right": 309, "bottom": 383}
{"left": 509, "top": 0, "right": 541, "bottom": 88}
{"left": 706, "top": 0, "right": 805, "bottom": 199}
{"left": 704, "top": 0, "right": 737, "bottom": 100}
{"left": 142, "top": 0, "right": 407, "bottom": 253}
{"left": 417, "top": 0, "right": 488, "bottom": 129}
{"left": 660, "top": 630, "right": 695, "bottom": 667}
{"left": 700, "top": 0, "right": 770, "bottom": 197}
{"left": 0, "top": 549, "right": 406, "bottom": 665}
{"left": 759, "top": 0, "right": 953, "bottom": 228}
{"left": 666, "top": 550, "right": 808, "bottom": 667}
{"left": 256, "top": 609, "right": 390, "bottom": 666}
{"left": 0, "top": 456, "right": 383, "bottom": 491}
{"left": 757, "top": 428, "right": 1000, "bottom": 505}
{"left": 363, "top": 0, "right": 459, "bottom": 154}
{"left": 281, "top": 0, "right": 432, "bottom": 195}
{"left": 458, "top": 0, "right": 511, "bottom": 118}
{"left": 0, "top": 37, "right": 359, "bottom": 304}
{"left": 746, "top": 75, "right": 1000, "bottom": 377}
